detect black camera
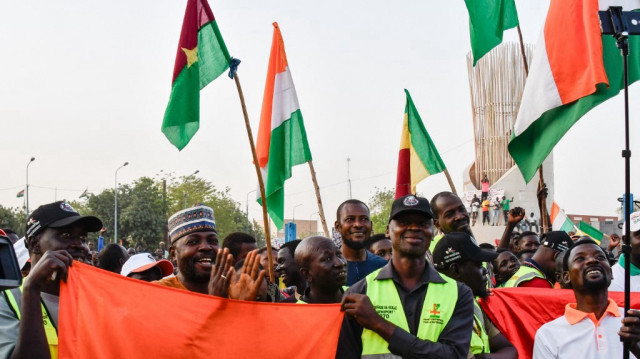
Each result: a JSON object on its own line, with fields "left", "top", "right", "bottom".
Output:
{"left": 0, "top": 235, "right": 22, "bottom": 290}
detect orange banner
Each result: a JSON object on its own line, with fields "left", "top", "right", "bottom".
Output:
{"left": 59, "top": 263, "right": 343, "bottom": 358}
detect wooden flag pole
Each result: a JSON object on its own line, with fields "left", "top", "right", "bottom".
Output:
{"left": 233, "top": 72, "right": 275, "bottom": 283}
{"left": 308, "top": 160, "right": 330, "bottom": 237}
{"left": 443, "top": 169, "right": 458, "bottom": 195}
{"left": 516, "top": 25, "right": 529, "bottom": 76}
{"left": 517, "top": 24, "right": 549, "bottom": 234}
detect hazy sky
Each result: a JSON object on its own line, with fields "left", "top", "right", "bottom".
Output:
{"left": 1, "top": 0, "right": 638, "bottom": 231}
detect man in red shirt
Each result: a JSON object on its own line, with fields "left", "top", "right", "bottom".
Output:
{"left": 502, "top": 231, "right": 573, "bottom": 288}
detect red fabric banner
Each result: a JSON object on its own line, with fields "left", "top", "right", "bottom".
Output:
{"left": 59, "top": 263, "right": 343, "bottom": 358}
{"left": 480, "top": 288, "right": 640, "bottom": 359}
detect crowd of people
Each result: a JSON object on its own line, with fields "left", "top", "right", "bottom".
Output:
{"left": 2, "top": 192, "right": 640, "bottom": 358}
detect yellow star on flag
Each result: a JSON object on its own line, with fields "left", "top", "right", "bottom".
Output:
{"left": 181, "top": 46, "right": 198, "bottom": 68}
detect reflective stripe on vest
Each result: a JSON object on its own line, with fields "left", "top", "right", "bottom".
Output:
{"left": 470, "top": 300, "right": 490, "bottom": 355}
{"left": 501, "top": 265, "right": 546, "bottom": 288}
{"left": 361, "top": 268, "right": 458, "bottom": 357}
{"left": 3, "top": 286, "right": 58, "bottom": 359}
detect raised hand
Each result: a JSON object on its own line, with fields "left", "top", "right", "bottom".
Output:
{"left": 208, "top": 248, "right": 234, "bottom": 298}
{"left": 228, "top": 250, "right": 266, "bottom": 301}
{"left": 508, "top": 207, "right": 525, "bottom": 226}
{"left": 608, "top": 233, "right": 621, "bottom": 251}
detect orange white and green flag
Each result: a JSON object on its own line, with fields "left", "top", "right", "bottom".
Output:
{"left": 395, "top": 90, "right": 446, "bottom": 199}
{"left": 256, "top": 23, "right": 312, "bottom": 229}
{"left": 509, "top": 0, "right": 640, "bottom": 182}
{"left": 16, "top": 189, "right": 24, "bottom": 198}
{"left": 161, "top": 0, "right": 230, "bottom": 150}
{"left": 550, "top": 201, "right": 575, "bottom": 233}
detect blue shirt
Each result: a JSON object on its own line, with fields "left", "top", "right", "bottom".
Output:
{"left": 346, "top": 250, "right": 387, "bottom": 286}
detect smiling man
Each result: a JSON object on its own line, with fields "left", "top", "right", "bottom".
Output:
{"left": 433, "top": 232, "right": 516, "bottom": 358}
{"left": 0, "top": 201, "right": 103, "bottom": 358}
{"left": 429, "top": 191, "right": 473, "bottom": 253}
{"left": 335, "top": 199, "right": 387, "bottom": 286}
{"left": 294, "top": 236, "right": 347, "bottom": 304}
{"left": 338, "top": 195, "right": 474, "bottom": 359}
{"left": 154, "top": 205, "right": 264, "bottom": 300}
{"left": 534, "top": 238, "right": 640, "bottom": 358}
{"left": 276, "top": 239, "right": 306, "bottom": 302}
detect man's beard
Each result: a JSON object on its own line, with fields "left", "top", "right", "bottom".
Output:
{"left": 583, "top": 274, "right": 610, "bottom": 291}
{"left": 342, "top": 237, "right": 371, "bottom": 250}
{"left": 179, "top": 258, "right": 211, "bottom": 283}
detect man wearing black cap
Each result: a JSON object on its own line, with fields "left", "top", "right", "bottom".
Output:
{"left": 433, "top": 232, "right": 517, "bottom": 358}
{"left": 0, "top": 201, "right": 103, "bottom": 358}
{"left": 338, "top": 195, "right": 474, "bottom": 359}
{"left": 502, "top": 231, "right": 573, "bottom": 288}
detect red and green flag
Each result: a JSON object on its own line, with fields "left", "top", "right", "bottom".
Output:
{"left": 465, "top": 0, "right": 519, "bottom": 65}
{"left": 16, "top": 189, "right": 24, "bottom": 198}
{"left": 161, "top": 0, "right": 231, "bottom": 150}
{"left": 395, "top": 90, "right": 446, "bottom": 198}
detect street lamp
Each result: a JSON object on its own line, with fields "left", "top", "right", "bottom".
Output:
{"left": 246, "top": 189, "right": 257, "bottom": 216}
{"left": 292, "top": 203, "right": 302, "bottom": 223}
{"left": 347, "top": 157, "right": 352, "bottom": 199}
{"left": 183, "top": 170, "right": 199, "bottom": 209}
{"left": 26, "top": 157, "right": 35, "bottom": 220}
{"left": 114, "top": 162, "right": 129, "bottom": 244}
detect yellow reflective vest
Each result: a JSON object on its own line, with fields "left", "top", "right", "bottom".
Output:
{"left": 502, "top": 264, "right": 548, "bottom": 288}
{"left": 470, "top": 300, "right": 490, "bottom": 355}
{"left": 360, "top": 268, "right": 458, "bottom": 358}
{"left": 3, "top": 286, "right": 58, "bottom": 359}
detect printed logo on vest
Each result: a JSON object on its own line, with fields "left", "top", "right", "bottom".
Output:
{"left": 429, "top": 303, "right": 441, "bottom": 318}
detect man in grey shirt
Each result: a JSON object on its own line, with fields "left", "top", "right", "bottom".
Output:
{"left": 0, "top": 201, "right": 102, "bottom": 358}
{"left": 337, "top": 195, "right": 473, "bottom": 358}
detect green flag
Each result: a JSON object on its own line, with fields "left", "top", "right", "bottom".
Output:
{"left": 465, "top": 0, "right": 519, "bottom": 65}
{"left": 161, "top": 0, "right": 230, "bottom": 150}
{"left": 578, "top": 221, "right": 604, "bottom": 244}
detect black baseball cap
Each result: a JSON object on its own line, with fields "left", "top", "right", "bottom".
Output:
{"left": 388, "top": 195, "right": 433, "bottom": 222}
{"left": 541, "top": 231, "right": 573, "bottom": 252}
{"left": 26, "top": 201, "right": 103, "bottom": 238}
{"left": 433, "top": 232, "right": 498, "bottom": 270}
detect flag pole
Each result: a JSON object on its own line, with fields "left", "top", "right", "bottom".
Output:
{"left": 307, "top": 161, "right": 330, "bottom": 237}
{"left": 443, "top": 169, "right": 458, "bottom": 195}
{"left": 517, "top": 24, "right": 549, "bottom": 234}
{"left": 232, "top": 72, "right": 275, "bottom": 283}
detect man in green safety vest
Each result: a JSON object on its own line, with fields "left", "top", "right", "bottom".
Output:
{"left": 429, "top": 191, "right": 473, "bottom": 254}
{"left": 0, "top": 201, "right": 103, "bottom": 359}
{"left": 502, "top": 231, "right": 573, "bottom": 288}
{"left": 294, "top": 236, "right": 347, "bottom": 304}
{"left": 337, "top": 194, "right": 474, "bottom": 359}
{"left": 433, "top": 232, "right": 517, "bottom": 358}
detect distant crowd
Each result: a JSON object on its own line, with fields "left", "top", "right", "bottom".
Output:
{"left": 2, "top": 188, "right": 640, "bottom": 358}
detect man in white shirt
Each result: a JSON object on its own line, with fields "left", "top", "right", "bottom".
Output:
{"left": 533, "top": 238, "right": 640, "bottom": 358}
{"left": 609, "top": 211, "right": 640, "bottom": 292}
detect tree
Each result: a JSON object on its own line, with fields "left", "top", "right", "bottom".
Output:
{"left": 0, "top": 205, "right": 23, "bottom": 235}
{"left": 119, "top": 177, "right": 165, "bottom": 250}
{"left": 167, "top": 176, "right": 254, "bottom": 242}
{"left": 368, "top": 187, "right": 395, "bottom": 235}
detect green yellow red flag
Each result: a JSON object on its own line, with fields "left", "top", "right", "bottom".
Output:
{"left": 395, "top": 90, "right": 446, "bottom": 198}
